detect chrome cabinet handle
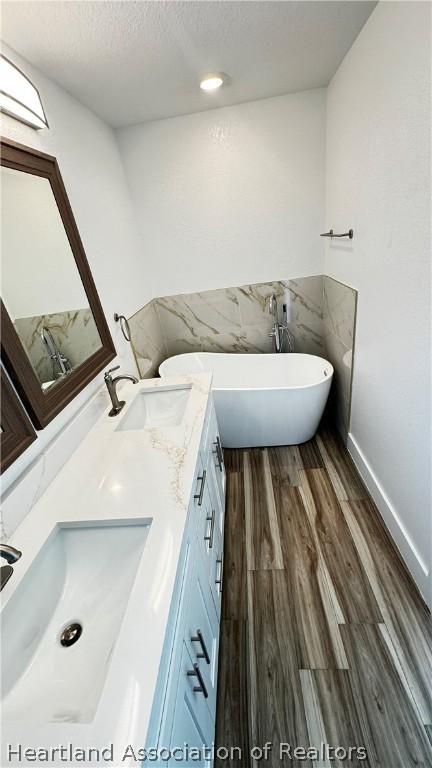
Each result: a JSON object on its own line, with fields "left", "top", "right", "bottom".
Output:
{"left": 212, "top": 442, "right": 221, "bottom": 471}
{"left": 187, "top": 663, "right": 209, "bottom": 698}
{"left": 215, "top": 555, "right": 224, "bottom": 592}
{"left": 213, "top": 437, "right": 223, "bottom": 471}
{"left": 205, "top": 509, "right": 215, "bottom": 549}
{"left": 217, "top": 436, "right": 224, "bottom": 467}
{"left": 191, "top": 629, "right": 210, "bottom": 664}
{"left": 194, "top": 470, "right": 206, "bottom": 506}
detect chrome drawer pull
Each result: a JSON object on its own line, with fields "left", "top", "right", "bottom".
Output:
{"left": 212, "top": 437, "right": 223, "bottom": 471}
{"left": 194, "top": 469, "right": 206, "bottom": 506}
{"left": 205, "top": 509, "right": 215, "bottom": 549}
{"left": 212, "top": 441, "right": 222, "bottom": 471}
{"left": 215, "top": 556, "right": 224, "bottom": 592}
{"left": 191, "top": 629, "right": 210, "bottom": 664}
{"left": 187, "top": 663, "right": 209, "bottom": 698}
{"left": 216, "top": 436, "right": 224, "bottom": 469}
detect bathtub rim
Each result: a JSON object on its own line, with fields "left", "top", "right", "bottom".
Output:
{"left": 159, "top": 352, "right": 334, "bottom": 393}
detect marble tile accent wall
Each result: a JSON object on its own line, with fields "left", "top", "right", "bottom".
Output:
{"left": 322, "top": 276, "right": 357, "bottom": 440}
{"left": 14, "top": 308, "right": 101, "bottom": 384}
{"left": 154, "top": 277, "right": 325, "bottom": 358}
{"left": 128, "top": 275, "right": 357, "bottom": 440}
{"left": 128, "top": 276, "right": 325, "bottom": 378}
{"left": 128, "top": 300, "right": 167, "bottom": 378}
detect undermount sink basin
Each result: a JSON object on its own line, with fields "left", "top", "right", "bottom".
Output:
{"left": 116, "top": 385, "right": 191, "bottom": 431}
{"left": 1, "top": 521, "right": 150, "bottom": 723}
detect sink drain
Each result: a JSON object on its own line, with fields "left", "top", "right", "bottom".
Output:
{"left": 60, "top": 622, "right": 83, "bottom": 647}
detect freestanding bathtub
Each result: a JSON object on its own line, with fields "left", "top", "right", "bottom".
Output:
{"left": 159, "top": 352, "right": 333, "bottom": 448}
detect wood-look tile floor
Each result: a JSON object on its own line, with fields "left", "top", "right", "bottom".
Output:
{"left": 215, "top": 428, "right": 432, "bottom": 767}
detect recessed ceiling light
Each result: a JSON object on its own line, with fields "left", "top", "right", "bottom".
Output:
{"left": 200, "top": 73, "right": 225, "bottom": 92}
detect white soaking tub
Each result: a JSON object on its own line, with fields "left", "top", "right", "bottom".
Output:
{"left": 159, "top": 352, "right": 333, "bottom": 448}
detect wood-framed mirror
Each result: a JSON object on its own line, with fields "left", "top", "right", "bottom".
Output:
{"left": 0, "top": 137, "right": 116, "bottom": 429}
{"left": 0, "top": 366, "right": 37, "bottom": 473}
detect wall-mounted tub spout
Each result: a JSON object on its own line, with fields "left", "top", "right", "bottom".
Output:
{"left": 267, "top": 294, "right": 294, "bottom": 353}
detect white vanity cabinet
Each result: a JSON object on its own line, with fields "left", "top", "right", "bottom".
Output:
{"left": 147, "top": 397, "right": 225, "bottom": 766}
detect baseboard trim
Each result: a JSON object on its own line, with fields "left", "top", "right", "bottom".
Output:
{"left": 347, "top": 432, "right": 429, "bottom": 604}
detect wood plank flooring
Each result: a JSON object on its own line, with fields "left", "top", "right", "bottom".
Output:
{"left": 215, "top": 430, "right": 432, "bottom": 767}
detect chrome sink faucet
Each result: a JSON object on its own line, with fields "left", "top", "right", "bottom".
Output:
{"left": 267, "top": 294, "right": 295, "bottom": 353}
{"left": 0, "top": 544, "right": 22, "bottom": 591}
{"left": 104, "top": 365, "right": 138, "bottom": 417}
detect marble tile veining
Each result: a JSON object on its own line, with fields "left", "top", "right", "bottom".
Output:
{"left": 322, "top": 276, "right": 357, "bottom": 440}
{"left": 128, "top": 301, "right": 167, "bottom": 378}
{"left": 154, "top": 276, "right": 325, "bottom": 359}
{"left": 323, "top": 277, "right": 357, "bottom": 350}
{"left": 128, "top": 275, "right": 357, "bottom": 441}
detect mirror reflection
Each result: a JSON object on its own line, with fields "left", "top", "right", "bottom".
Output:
{"left": 1, "top": 166, "right": 102, "bottom": 392}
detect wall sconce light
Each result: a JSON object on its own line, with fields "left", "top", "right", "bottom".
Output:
{"left": 0, "top": 54, "right": 48, "bottom": 130}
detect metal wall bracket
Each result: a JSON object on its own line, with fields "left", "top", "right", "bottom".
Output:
{"left": 320, "top": 229, "right": 354, "bottom": 239}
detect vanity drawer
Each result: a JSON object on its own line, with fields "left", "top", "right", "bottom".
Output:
{"left": 158, "top": 533, "right": 220, "bottom": 760}
{"left": 195, "top": 398, "right": 225, "bottom": 541}
{"left": 195, "top": 477, "right": 223, "bottom": 620}
{"left": 167, "top": 640, "right": 214, "bottom": 767}
{"left": 184, "top": 561, "right": 220, "bottom": 720}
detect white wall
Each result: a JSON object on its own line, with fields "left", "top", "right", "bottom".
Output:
{"left": 117, "top": 89, "right": 326, "bottom": 297}
{"left": 0, "top": 44, "right": 147, "bottom": 493}
{"left": 325, "top": 2, "right": 431, "bottom": 604}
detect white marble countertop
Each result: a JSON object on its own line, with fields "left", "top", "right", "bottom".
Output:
{"left": 1, "top": 373, "right": 212, "bottom": 767}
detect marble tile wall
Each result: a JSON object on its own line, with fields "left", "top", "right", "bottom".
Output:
{"left": 155, "top": 276, "right": 325, "bottom": 358}
{"left": 14, "top": 308, "right": 101, "bottom": 384}
{"left": 128, "top": 276, "right": 325, "bottom": 377}
{"left": 322, "top": 276, "right": 357, "bottom": 440}
{"left": 127, "top": 275, "right": 357, "bottom": 440}
{"left": 128, "top": 300, "right": 167, "bottom": 378}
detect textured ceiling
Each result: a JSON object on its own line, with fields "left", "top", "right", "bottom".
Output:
{"left": 1, "top": 1, "right": 376, "bottom": 128}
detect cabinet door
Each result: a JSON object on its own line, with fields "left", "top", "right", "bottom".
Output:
{"left": 195, "top": 464, "right": 215, "bottom": 576}
{"left": 168, "top": 641, "right": 215, "bottom": 767}
{"left": 184, "top": 564, "right": 220, "bottom": 719}
{"left": 156, "top": 537, "right": 194, "bottom": 750}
